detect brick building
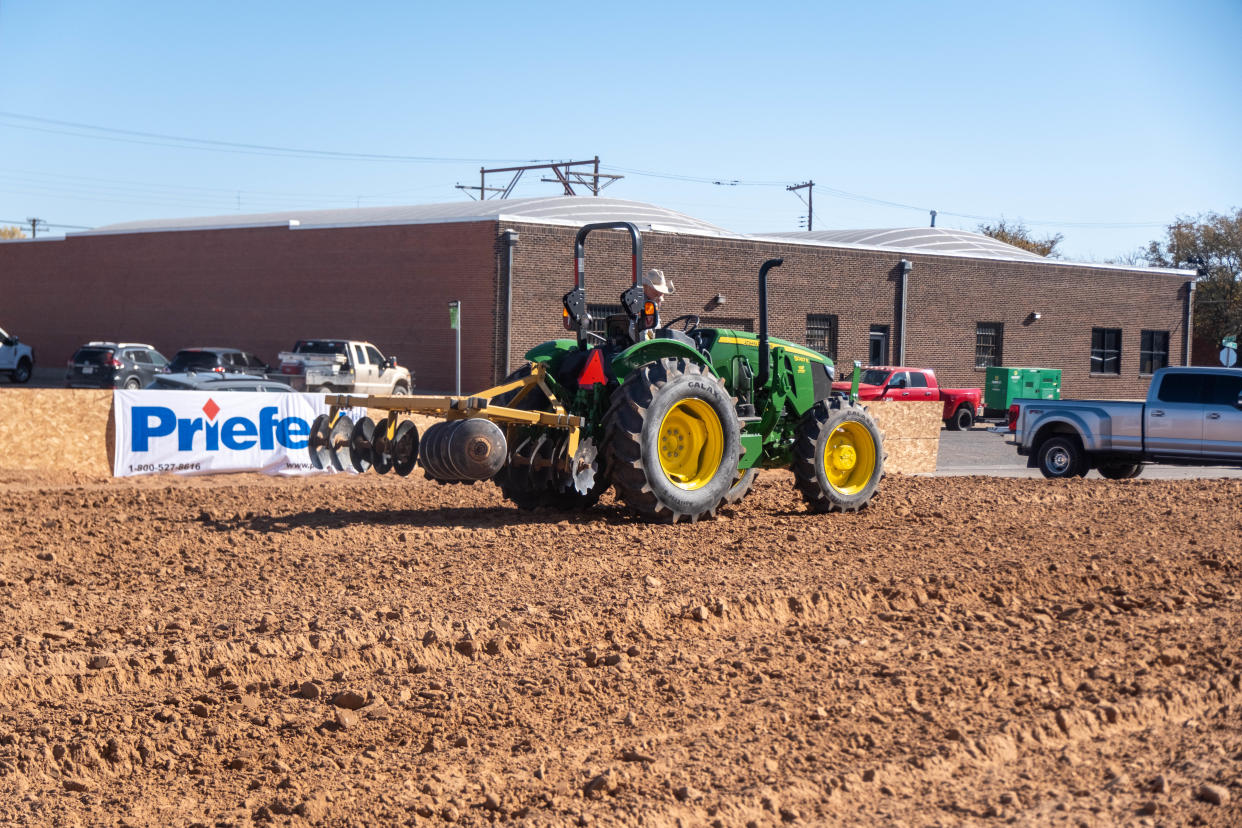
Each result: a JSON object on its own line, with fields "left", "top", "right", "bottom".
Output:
{"left": 0, "top": 196, "right": 1194, "bottom": 397}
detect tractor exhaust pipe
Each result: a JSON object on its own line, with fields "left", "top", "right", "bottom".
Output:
{"left": 757, "top": 258, "right": 784, "bottom": 389}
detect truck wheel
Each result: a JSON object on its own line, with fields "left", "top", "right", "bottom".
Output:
{"left": 793, "top": 397, "right": 885, "bottom": 513}
{"left": 722, "top": 468, "right": 759, "bottom": 505}
{"left": 1098, "top": 461, "right": 1142, "bottom": 480}
{"left": 604, "top": 357, "right": 741, "bottom": 523}
{"left": 10, "top": 359, "right": 32, "bottom": 384}
{"left": 947, "top": 406, "right": 973, "bottom": 431}
{"left": 1037, "top": 436, "right": 1086, "bottom": 479}
{"left": 391, "top": 382, "right": 409, "bottom": 396}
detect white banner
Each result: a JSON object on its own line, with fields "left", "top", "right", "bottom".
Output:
{"left": 112, "top": 390, "right": 366, "bottom": 477}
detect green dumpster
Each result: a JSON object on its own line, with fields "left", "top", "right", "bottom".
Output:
{"left": 984, "top": 367, "right": 1061, "bottom": 416}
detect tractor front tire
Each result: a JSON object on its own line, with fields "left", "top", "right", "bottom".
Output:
{"left": 722, "top": 468, "right": 759, "bottom": 505}
{"left": 604, "top": 357, "right": 741, "bottom": 523}
{"left": 793, "top": 397, "right": 885, "bottom": 513}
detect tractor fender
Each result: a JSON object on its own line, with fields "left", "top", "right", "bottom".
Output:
{"left": 523, "top": 339, "right": 580, "bottom": 370}
{"left": 610, "top": 339, "right": 716, "bottom": 380}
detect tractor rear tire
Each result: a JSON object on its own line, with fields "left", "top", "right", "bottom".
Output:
{"left": 604, "top": 357, "right": 741, "bottom": 523}
{"left": 793, "top": 397, "right": 885, "bottom": 513}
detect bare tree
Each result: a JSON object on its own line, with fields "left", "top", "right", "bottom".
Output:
{"left": 976, "top": 219, "right": 1063, "bottom": 258}
{"left": 1144, "top": 209, "right": 1242, "bottom": 349}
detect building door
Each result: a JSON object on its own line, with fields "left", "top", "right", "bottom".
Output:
{"left": 869, "top": 325, "right": 890, "bottom": 365}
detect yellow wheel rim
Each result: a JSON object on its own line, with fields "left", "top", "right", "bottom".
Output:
{"left": 823, "top": 421, "right": 877, "bottom": 495}
{"left": 657, "top": 398, "right": 724, "bottom": 490}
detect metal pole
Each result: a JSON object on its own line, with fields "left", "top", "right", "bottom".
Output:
{"left": 502, "top": 230, "right": 519, "bottom": 378}
{"left": 455, "top": 301, "right": 462, "bottom": 395}
{"left": 807, "top": 182, "right": 813, "bottom": 232}
{"left": 898, "top": 259, "right": 912, "bottom": 365}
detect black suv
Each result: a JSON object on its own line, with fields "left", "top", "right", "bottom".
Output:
{"left": 166, "top": 347, "right": 269, "bottom": 377}
{"left": 66, "top": 342, "right": 169, "bottom": 389}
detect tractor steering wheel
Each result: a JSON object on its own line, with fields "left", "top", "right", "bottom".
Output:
{"left": 661, "top": 314, "right": 701, "bottom": 333}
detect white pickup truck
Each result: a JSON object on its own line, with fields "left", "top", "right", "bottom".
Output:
{"left": 0, "top": 326, "right": 34, "bottom": 383}
{"left": 1009, "top": 366, "right": 1242, "bottom": 478}
{"left": 277, "top": 339, "right": 412, "bottom": 395}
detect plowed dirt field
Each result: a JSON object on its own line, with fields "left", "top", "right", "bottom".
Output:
{"left": 1, "top": 470, "right": 1239, "bottom": 827}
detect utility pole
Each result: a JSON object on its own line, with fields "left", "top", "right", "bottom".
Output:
{"left": 26, "top": 217, "right": 46, "bottom": 239}
{"left": 787, "top": 182, "right": 814, "bottom": 231}
{"left": 456, "top": 158, "right": 622, "bottom": 200}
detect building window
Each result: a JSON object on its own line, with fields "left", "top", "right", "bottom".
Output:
{"left": 869, "top": 325, "right": 889, "bottom": 365}
{"left": 700, "top": 316, "right": 754, "bottom": 332}
{"left": 975, "top": 322, "right": 1003, "bottom": 368}
{"left": 1140, "top": 330, "right": 1169, "bottom": 375}
{"left": 1091, "top": 328, "right": 1122, "bottom": 375}
{"left": 805, "top": 314, "right": 838, "bottom": 361}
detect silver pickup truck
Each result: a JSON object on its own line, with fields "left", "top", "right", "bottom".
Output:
{"left": 1010, "top": 366, "right": 1242, "bottom": 478}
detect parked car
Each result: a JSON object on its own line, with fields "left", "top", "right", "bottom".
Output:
{"left": 276, "top": 338, "right": 412, "bottom": 394}
{"left": 1007, "top": 366, "right": 1242, "bottom": 479}
{"left": 146, "top": 372, "right": 295, "bottom": 392}
{"left": 0, "top": 325, "right": 34, "bottom": 383}
{"left": 66, "top": 341, "right": 169, "bottom": 389}
{"left": 832, "top": 366, "right": 983, "bottom": 430}
{"left": 166, "top": 347, "right": 269, "bottom": 377}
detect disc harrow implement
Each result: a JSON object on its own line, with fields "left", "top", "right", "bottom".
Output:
{"left": 308, "top": 362, "right": 587, "bottom": 488}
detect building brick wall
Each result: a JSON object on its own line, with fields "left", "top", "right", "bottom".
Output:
{"left": 1, "top": 216, "right": 1189, "bottom": 400}
{"left": 1, "top": 222, "right": 497, "bottom": 392}
{"left": 505, "top": 224, "right": 1189, "bottom": 400}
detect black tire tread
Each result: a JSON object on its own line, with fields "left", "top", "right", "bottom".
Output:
{"left": 603, "top": 357, "right": 738, "bottom": 524}
{"left": 792, "top": 397, "right": 886, "bottom": 513}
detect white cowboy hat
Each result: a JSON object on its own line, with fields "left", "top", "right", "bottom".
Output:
{"left": 643, "top": 268, "right": 676, "bottom": 295}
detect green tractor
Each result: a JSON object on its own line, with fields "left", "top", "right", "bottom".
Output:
{"left": 308, "top": 221, "right": 884, "bottom": 523}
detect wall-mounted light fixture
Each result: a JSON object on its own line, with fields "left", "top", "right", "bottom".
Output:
{"left": 705, "top": 292, "right": 726, "bottom": 311}
{"left": 1029, "top": 311, "right": 1042, "bottom": 321}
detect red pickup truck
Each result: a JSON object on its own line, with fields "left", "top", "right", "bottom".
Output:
{"left": 832, "top": 366, "right": 984, "bottom": 430}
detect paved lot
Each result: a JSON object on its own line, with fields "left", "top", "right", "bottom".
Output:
{"left": 936, "top": 422, "right": 1242, "bottom": 479}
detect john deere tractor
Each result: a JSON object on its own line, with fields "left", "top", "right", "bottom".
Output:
{"left": 308, "top": 221, "right": 884, "bottom": 523}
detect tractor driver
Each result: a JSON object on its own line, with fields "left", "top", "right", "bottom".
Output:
{"left": 641, "top": 268, "right": 675, "bottom": 339}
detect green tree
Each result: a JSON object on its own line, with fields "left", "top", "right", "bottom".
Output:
{"left": 0, "top": 225, "right": 25, "bottom": 239}
{"left": 976, "top": 219, "right": 1063, "bottom": 258}
{"left": 1143, "top": 209, "right": 1242, "bottom": 349}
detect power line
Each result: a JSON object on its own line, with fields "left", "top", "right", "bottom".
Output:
{"left": 0, "top": 217, "right": 91, "bottom": 230}
{"left": 0, "top": 111, "right": 544, "bottom": 165}
{"left": 603, "top": 164, "right": 1167, "bottom": 229}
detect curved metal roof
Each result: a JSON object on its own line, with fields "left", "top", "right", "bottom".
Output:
{"left": 755, "top": 227, "right": 1050, "bottom": 262}
{"left": 82, "top": 196, "right": 736, "bottom": 238}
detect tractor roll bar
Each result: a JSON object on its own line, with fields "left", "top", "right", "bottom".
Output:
{"left": 564, "top": 222, "right": 645, "bottom": 348}
{"left": 757, "top": 257, "right": 784, "bottom": 389}
{"left": 573, "top": 221, "right": 643, "bottom": 290}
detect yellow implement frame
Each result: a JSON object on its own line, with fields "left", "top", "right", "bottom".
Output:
{"left": 322, "top": 362, "right": 583, "bottom": 455}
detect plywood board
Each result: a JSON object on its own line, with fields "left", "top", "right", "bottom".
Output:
{"left": 0, "top": 389, "right": 113, "bottom": 474}
{"left": 866, "top": 401, "right": 942, "bottom": 475}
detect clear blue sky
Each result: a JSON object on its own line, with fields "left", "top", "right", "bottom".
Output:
{"left": 1, "top": 0, "right": 1239, "bottom": 261}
